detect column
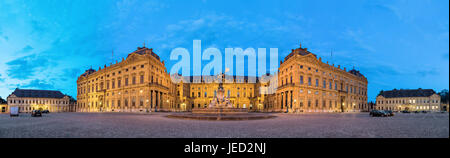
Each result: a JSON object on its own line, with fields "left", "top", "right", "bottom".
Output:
{"left": 290, "top": 90, "right": 293, "bottom": 110}
{"left": 160, "top": 92, "right": 163, "bottom": 111}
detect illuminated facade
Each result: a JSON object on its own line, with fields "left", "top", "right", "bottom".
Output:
{"left": 0, "top": 104, "right": 8, "bottom": 113}
{"left": 266, "top": 44, "right": 368, "bottom": 113}
{"left": 7, "top": 88, "right": 71, "bottom": 113}
{"left": 376, "top": 88, "right": 441, "bottom": 111}
{"left": 172, "top": 75, "right": 267, "bottom": 112}
{"left": 76, "top": 44, "right": 368, "bottom": 113}
{"left": 76, "top": 46, "right": 176, "bottom": 112}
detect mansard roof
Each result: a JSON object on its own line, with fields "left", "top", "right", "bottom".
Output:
{"left": 10, "top": 88, "right": 66, "bottom": 99}
{"left": 80, "top": 68, "right": 96, "bottom": 77}
{"left": 284, "top": 44, "right": 317, "bottom": 62}
{"left": 348, "top": 69, "right": 365, "bottom": 77}
{"left": 127, "top": 46, "right": 160, "bottom": 60}
{"left": 171, "top": 73, "right": 261, "bottom": 83}
{"left": 378, "top": 88, "right": 436, "bottom": 98}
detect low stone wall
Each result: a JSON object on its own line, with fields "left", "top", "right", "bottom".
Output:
{"left": 192, "top": 108, "right": 248, "bottom": 115}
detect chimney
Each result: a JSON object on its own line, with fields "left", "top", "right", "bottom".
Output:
{"left": 319, "top": 57, "right": 322, "bottom": 61}
{"left": 344, "top": 67, "right": 346, "bottom": 71}
{"left": 338, "top": 65, "right": 340, "bottom": 69}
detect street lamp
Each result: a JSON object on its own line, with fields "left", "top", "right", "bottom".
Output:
{"left": 294, "top": 99, "right": 297, "bottom": 113}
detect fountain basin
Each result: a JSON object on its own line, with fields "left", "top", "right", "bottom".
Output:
{"left": 192, "top": 108, "right": 249, "bottom": 115}
{"left": 167, "top": 112, "right": 276, "bottom": 121}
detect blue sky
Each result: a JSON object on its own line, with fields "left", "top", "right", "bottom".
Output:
{"left": 0, "top": 0, "right": 448, "bottom": 101}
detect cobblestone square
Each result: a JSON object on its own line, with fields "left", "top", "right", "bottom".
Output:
{"left": 0, "top": 112, "right": 448, "bottom": 138}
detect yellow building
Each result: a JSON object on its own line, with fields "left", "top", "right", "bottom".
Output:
{"left": 0, "top": 104, "right": 8, "bottom": 113}
{"left": 267, "top": 44, "right": 368, "bottom": 113}
{"left": 7, "top": 88, "right": 71, "bottom": 113}
{"left": 376, "top": 88, "right": 441, "bottom": 111}
{"left": 76, "top": 44, "right": 368, "bottom": 113}
{"left": 76, "top": 46, "right": 176, "bottom": 112}
{"left": 172, "top": 75, "right": 264, "bottom": 112}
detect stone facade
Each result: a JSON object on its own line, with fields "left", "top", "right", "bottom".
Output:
{"left": 7, "top": 88, "right": 71, "bottom": 113}
{"left": 76, "top": 44, "right": 368, "bottom": 113}
{"left": 173, "top": 76, "right": 265, "bottom": 112}
{"left": 76, "top": 46, "right": 176, "bottom": 112}
{"left": 266, "top": 44, "right": 368, "bottom": 113}
{"left": 376, "top": 88, "right": 441, "bottom": 111}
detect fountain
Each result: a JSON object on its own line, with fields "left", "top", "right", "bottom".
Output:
{"left": 167, "top": 72, "right": 275, "bottom": 121}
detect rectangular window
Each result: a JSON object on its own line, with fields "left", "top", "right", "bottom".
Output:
{"left": 308, "top": 77, "right": 312, "bottom": 86}
{"left": 125, "top": 78, "right": 129, "bottom": 86}
{"left": 300, "top": 76, "right": 303, "bottom": 84}
{"left": 132, "top": 76, "right": 136, "bottom": 85}
{"left": 112, "top": 81, "right": 115, "bottom": 89}
{"left": 140, "top": 75, "right": 144, "bottom": 84}
{"left": 315, "top": 79, "right": 319, "bottom": 87}
{"left": 323, "top": 80, "right": 326, "bottom": 88}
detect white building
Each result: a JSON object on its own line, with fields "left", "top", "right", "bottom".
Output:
{"left": 7, "top": 88, "right": 71, "bottom": 113}
{"left": 376, "top": 88, "right": 441, "bottom": 112}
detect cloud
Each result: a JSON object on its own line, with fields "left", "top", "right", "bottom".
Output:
{"left": 6, "top": 54, "right": 52, "bottom": 79}
{"left": 0, "top": 74, "right": 4, "bottom": 82}
{"left": 59, "top": 68, "right": 82, "bottom": 82}
{"left": 21, "top": 79, "right": 54, "bottom": 90}
{"left": 416, "top": 69, "right": 439, "bottom": 77}
{"left": 343, "top": 29, "right": 376, "bottom": 53}
{"left": 18, "top": 45, "right": 33, "bottom": 53}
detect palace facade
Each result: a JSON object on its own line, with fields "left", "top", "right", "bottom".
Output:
{"left": 266, "top": 45, "right": 368, "bottom": 113}
{"left": 76, "top": 46, "right": 176, "bottom": 112}
{"left": 76, "top": 44, "right": 368, "bottom": 113}
{"left": 7, "top": 88, "right": 71, "bottom": 113}
{"left": 376, "top": 88, "right": 441, "bottom": 111}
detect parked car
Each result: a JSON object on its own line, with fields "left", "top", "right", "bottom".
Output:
{"left": 41, "top": 110, "right": 49, "bottom": 113}
{"left": 371, "top": 110, "right": 388, "bottom": 117}
{"left": 31, "top": 110, "right": 42, "bottom": 117}
{"left": 414, "top": 111, "right": 420, "bottom": 113}
{"left": 384, "top": 110, "right": 395, "bottom": 116}
{"left": 421, "top": 111, "right": 427, "bottom": 113}
{"left": 401, "top": 110, "right": 410, "bottom": 113}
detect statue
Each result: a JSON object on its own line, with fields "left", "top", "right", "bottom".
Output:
{"left": 208, "top": 70, "right": 233, "bottom": 108}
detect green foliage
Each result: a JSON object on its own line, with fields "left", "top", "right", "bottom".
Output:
{"left": 0, "top": 96, "right": 6, "bottom": 104}
{"left": 438, "top": 89, "right": 449, "bottom": 104}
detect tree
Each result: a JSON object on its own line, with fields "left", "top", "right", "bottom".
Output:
{"left": 0, "top": 96, "right": 6, "bottom": 104}
{"left": 438, "top": 89, "right": 449, "bottom": 104}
